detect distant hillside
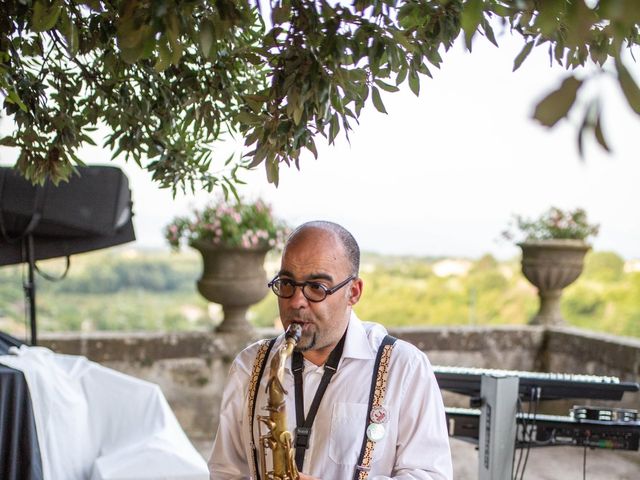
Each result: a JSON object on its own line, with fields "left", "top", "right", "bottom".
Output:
{"left": 1, "top": 248, "right": 638, "bottom": 339}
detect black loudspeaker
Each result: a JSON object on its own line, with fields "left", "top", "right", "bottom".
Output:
{"left": 0, "top": 166, "right": 136, "bottom": 266}
{"left": 0, "top": 165, "right": 136, "bottom": 345}
{"left": 0, "top": 166, "right": 132, "bottom": 238}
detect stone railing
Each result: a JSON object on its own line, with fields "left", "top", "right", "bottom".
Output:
{"left": 40, "top": 326, "right": 640, "bottom": 447}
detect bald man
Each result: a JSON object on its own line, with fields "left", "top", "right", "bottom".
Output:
{"left": 209, "top": 221, "right": 452, "bottom": 480}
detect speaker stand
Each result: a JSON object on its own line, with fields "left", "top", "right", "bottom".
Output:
{"left": 23, "top": 234, "right": 37, "bottom": 346}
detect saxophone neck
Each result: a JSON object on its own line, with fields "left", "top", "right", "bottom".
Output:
{"left": 270, "top": 323, "right": 303, "bottom": 383}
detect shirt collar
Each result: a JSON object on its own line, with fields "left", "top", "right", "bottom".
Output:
{"left": 342, "top": 311, "right": 376, "bottom": 361}
{"left": 283, "top": 311, "right": 375, "bottom": 373}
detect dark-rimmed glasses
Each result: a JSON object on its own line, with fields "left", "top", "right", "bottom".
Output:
{"left": 268, "top": 275, "right": 356, "bottom": 302}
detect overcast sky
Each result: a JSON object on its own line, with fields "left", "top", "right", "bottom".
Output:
{"left": 2, "top": 31, "right": 640, "bottom": 260}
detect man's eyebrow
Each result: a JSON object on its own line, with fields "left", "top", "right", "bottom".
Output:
{"left": 278, "top": 270, "right": 333, "bottom": 282}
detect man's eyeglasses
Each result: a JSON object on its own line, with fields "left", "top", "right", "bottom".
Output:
{"left": 268, "top": 275, "right": 356, "bottom": 302}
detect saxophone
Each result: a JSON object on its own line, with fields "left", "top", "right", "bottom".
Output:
{"left": 257, "top": 323, "right": 302, "bottom": 480}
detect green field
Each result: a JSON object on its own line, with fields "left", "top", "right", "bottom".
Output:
{"left": 1, "top": 248, "right": 639, "bottom": 339}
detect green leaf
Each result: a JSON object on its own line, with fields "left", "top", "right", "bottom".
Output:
{"left": 265, "top": 156, "right": 279, "bottom": 186}
{"left": 482, "top": 19, "right": 498, "bottom": 48}
{"left": 533, "top": 76, "right": 583, "bottom": 127}
{"left": 116, "top": 9, "right": 145, "bottom": 49}
{"left": 170, "top": 43, "right": 183, "bottom": 65}
{"left": 616, "top": 57, "right": 640, "bottom": 116}
{"left": 371, "top": 86, "right": 387, "bottom": 114}
{"left": 513, "top": 41, "right": 534, "bottom": 72}
{"left": 6, "top": 88, "right": 28, "bottom": 112}
{"left": 166, "top": 13, "right": 180, "bottom": 47}
{"left": 62, "top": 20, "right": 80, "bottom": 56}
{"left": 576, "top": 106, "right": 589, "bottom": 158}
{"left": 80, "top": 134, "right": 97, "bottom": 146}
{"left": 81, "top": 0, "right": 102, "bottom": 11}
{"left": 32, "top": 0, "right": 62, "bottom": 32}
{"left": 375, "top": 79, "right": 400, "bottom": 93}
{"left": 416, "top": 62, "right": 431, "bottom": 78}
{"left": 237, "top": 111, "right": 263, "bottom": 125}
{"left": 199, "top": 19, "right": 214, "bottom": 56}
{"left": 247, "top": 144, "right": 267, "bottom": 168}
{"left": 460, "top": 0, "right": 483, "bottom": 51}
{"left": 594, "top": 110, "right": 611, "bottom": 152}
{"left": 396, "top": 67, "right": 408, "bottom": 86}
{"left": 408, "top": 69, "right": 420, "bottom": 97}
{"left": 153, "top": 41, "right": 171, "bottom": 71}
{"left": 272, "top": 4, "right": 291, "bottom": 25}
{"left": 307, "top": 137, "right": 318, "bottom": 159}
{"left": 329, "top": 114, "right": 340, "bottom": 143}
{"left": 0, "top": 136, "right": 18, "bottom": 147}
{"left": 292, "top": 104, "right": 303, "bottom": 125}
{"left": 390, "top": 28, "right": 415, "bottom": 53}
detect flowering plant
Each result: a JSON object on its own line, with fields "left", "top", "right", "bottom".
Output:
{"left": 502, "top": 207, "right": 599, "bottom": 242}
{"left": 165, "top": 197, "right": 288, "bottom": 250}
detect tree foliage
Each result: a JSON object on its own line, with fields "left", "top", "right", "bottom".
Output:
{"left": 1, "top": 1, "right": 639, "bottom": 193}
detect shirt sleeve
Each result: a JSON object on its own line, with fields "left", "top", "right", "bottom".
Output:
{"left": 372, "top": 347, "right": 453, "bottom": 480}
{"left": 208, "top": 359, "right": 252, "bottom": 480}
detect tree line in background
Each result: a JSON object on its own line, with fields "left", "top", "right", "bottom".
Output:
{"left": 0, "top": 248, "right": 638, "bottom": 338}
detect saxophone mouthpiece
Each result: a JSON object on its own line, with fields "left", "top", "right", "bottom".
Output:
{"left": 285, "top": 323, "right": 302, "bottom": 343}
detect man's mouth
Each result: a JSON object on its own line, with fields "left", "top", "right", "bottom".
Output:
{"left": 290, "top": 319, "right": 313, "bottom": 331}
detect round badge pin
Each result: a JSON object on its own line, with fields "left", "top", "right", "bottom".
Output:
{"left": 366, "top": 423, "right": 386, "bottom": 442}
{"left": 370, "top": 405, "right": 389, "bottom": 424}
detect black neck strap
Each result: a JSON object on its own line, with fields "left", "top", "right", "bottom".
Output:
{"left": 292, "top": 328, "right": 347, "bottom": 471}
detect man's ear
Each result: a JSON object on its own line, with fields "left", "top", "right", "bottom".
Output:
{"left": 348, "top": 277, "right": 364, "bottom": 306}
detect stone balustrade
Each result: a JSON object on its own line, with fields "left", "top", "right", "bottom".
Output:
{"left": 40, "top": 326, "right": 640, "bottom": 448}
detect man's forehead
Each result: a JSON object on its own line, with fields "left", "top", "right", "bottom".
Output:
{"left": 285, "top": 226, "right": 342, "bottom": 252}
{"left": 280, "top": 228, "right": 348, "bottom": 275}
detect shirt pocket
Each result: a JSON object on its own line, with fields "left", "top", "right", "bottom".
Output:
{"left": 329, "top": 402, "right": 387, "bottom": 466}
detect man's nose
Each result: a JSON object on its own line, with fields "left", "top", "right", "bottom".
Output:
{"left": 286, "top": 285, "right": 309, "bottom": 308}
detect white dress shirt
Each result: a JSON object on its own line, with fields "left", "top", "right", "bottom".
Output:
{"left": 209, "top": 314, "right": 452, "bottom": 480}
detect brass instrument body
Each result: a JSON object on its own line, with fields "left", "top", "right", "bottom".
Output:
{"left": 257, "top": 324, "right": 302, "bottom": 480}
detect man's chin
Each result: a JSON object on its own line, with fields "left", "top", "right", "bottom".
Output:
{"left": 293, "top": 331, "right": 316, "bottom": 352}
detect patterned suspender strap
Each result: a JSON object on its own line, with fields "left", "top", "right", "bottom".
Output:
{"left": 353, "top": 335, "right": 397, "bottom": 480}
{"left": 247, "top": 337, "right": 277, "bottom": 480}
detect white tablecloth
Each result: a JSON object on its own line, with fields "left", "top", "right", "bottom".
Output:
{"left": 0, "top": 346, "right": 208, "bottom": 480}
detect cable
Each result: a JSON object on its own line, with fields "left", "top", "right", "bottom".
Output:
{"left": 512, "top": 396, "right": 525, "bottom": 479}
{"left": 35, "top": 256, "right": 71, "bottom": 281}
{"left": 583, "top": 436, "right": 589, "bottom": 480}
{"left": 519, "top": 387, "right": 540, "bottom": 479}
{"left": 21, "top": 261, "right": 29, "bottom": 344}
{"left": 513, "top": 393, "right": 532, "bottom": 480}
{"left": 20, "top": 239, "right": 29, "bottom": 344}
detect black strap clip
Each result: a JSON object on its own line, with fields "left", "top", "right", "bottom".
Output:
{"left": 295, "top": 427, "right": 312, "bottom": 449}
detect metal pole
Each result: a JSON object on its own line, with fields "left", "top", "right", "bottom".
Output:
{"left": 25, "top": 234, "right": 37, "bottom": 346}
{"left": 478, "top": 375, "right": 519, "bottom": 480}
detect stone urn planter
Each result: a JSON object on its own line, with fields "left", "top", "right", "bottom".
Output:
{"left": 191, "top": 240, "right": 270, "bottom": 333}
{"left": 519, "top": 239, "right": 590, "bottom": 325}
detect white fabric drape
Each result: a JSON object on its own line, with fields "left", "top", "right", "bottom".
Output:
{"left": 0, "top": 346, "right": 208, "bottom": 480}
